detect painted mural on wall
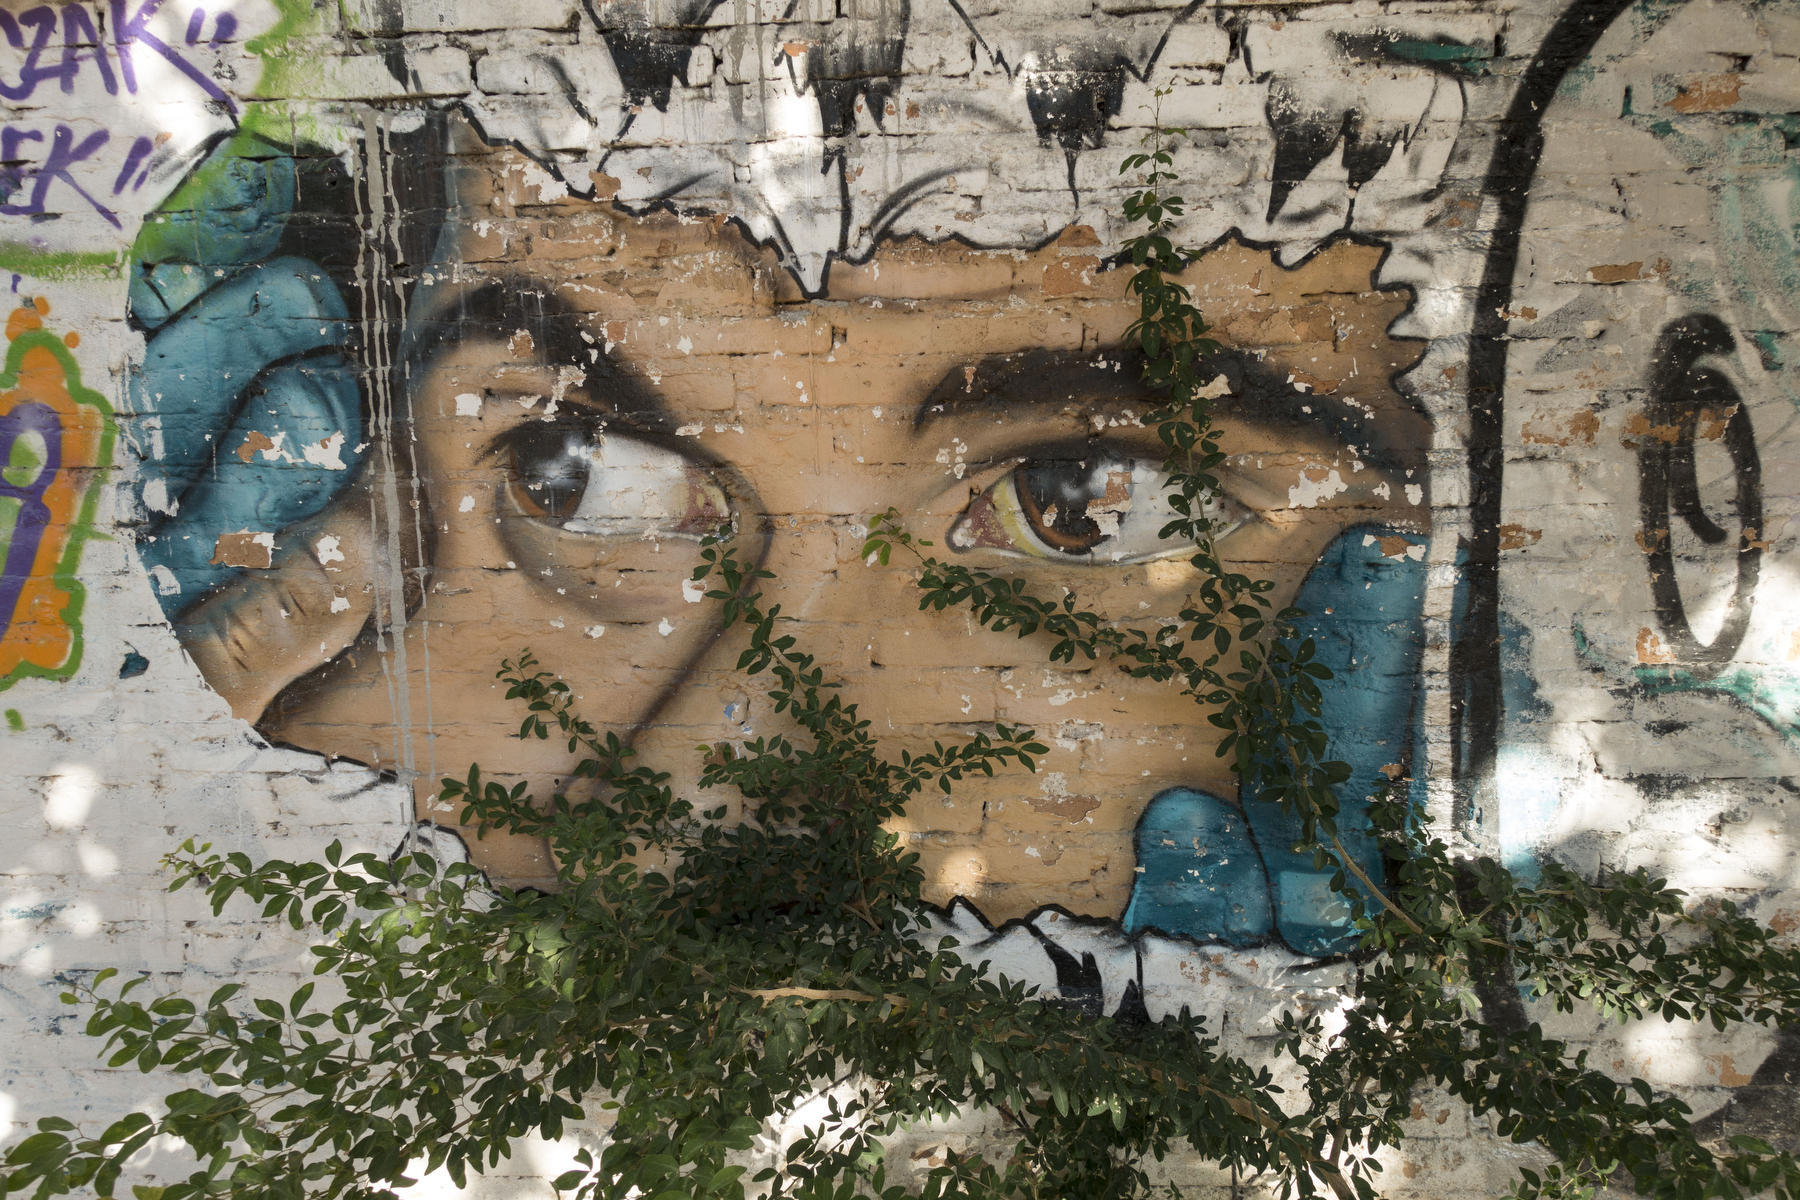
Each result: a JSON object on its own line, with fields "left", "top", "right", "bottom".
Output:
{"left": 4, "top": 0, "right": 1800, "bottom": 1180}
{"left": 121, "top": 0, "right": 1464, "bottom": 983}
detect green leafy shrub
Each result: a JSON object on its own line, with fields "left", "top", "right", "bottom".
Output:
{"left": 5, "top": 134, "right": 1800, "bottom": 1200}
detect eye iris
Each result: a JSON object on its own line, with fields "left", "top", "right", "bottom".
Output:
{"left": 509, "top": 427, "right": 589, "bottom": 521}
{"left": 1015, "top": 460, "right": 1121, "bottom": 555}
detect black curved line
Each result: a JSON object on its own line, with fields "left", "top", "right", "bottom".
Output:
{"left": 1455, "top": 0, "right": 1643, "bottom": 825}
{"left": 544, "top": 55, "right": 602, "bottom": 131}
{"left": 864, "top": 167, "right": 960, "bottom": 244}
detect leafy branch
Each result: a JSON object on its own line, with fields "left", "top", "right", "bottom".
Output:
{"left": 7, "top": 111, "right": 1800, "bottom": 1200}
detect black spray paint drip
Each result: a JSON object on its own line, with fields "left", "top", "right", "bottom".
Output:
{"left": 1261, "top": 99, "right": 1404, "bottom": 224}
{"left": 794, "top": 0, "right": 911, "bottom": 139}
{"left": 1026, "top": 926, "right": 1107, "bottom": 1019}
{"left": 585, "top": 0, "right": 729, "bottom": 112}
{"left": 1022, "top": 63, "right": 1129, "bottom": 193}
{"left": 1261, "top": 30, "right": 1480, "bottom": 224}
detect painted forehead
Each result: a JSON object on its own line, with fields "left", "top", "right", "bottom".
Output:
{"left": 425, "top": 0, "right": 1476, "bottom": 292}
{"left": 408, "top": 246, "right": 1429, "bottom": 474}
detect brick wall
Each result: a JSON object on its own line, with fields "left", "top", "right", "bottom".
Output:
{"left": 2, "top": 0, "right": 1797, "bottom": 1192}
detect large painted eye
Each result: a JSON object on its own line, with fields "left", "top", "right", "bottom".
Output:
{"left": 947, "top": 454, "right": 1245, "bottom": 563}
{"left": 507, "top": 427, "right": 731, "bottom": 540}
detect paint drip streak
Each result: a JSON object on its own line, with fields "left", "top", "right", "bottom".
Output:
{"left": 354, "top": 111, "right": 422, "bottom": 851}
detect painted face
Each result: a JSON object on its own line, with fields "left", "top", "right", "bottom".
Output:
{"left": 191, "top": 148, "right": 1429, "bottom": 926}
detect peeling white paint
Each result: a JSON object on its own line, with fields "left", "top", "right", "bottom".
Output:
{"left": 1288, "top": 468, "right": 1347, "bottom": 509}
{"left": 512, "top": 158, "right": 569, "bottom": 202}
{"left": 1406, "top": 483, "right": 1424, "bottom": 506}
{"left": 302, "top": 432, "right": 349, "bottom": 471}
{"left": 682, "top": 578, "right": 706, "bottom": 603}
{"left": 141, "top": 478, "right": 177, "bottom": 516}
{"left": 657, "top": 618, "right": 675, "bottom": 636}
{"left": 454, "top": 392, "right": 482, "bottom": 416}
{"left": 314, "top": 535, "right": 345, "bottom": 566}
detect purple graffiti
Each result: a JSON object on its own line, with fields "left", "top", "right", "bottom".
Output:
{"left": 0, "top": 0, "right": 233, "bottom": 109}
{"left": 110, "top": 134, "right": 154, "bottom": 195}
{"left": 0, "top": 402, "right": 62, "bottom": 645}
{"left": 0, "top": 123, "right": 119, "bottom": 227}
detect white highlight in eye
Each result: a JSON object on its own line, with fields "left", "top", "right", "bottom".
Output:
{"left": 558, "top": 436, "right": 730, "bottom": 541}
{"left": 950, "top": 456, "right": 1245, "bottom": 565}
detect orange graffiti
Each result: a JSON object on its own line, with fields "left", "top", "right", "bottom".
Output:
{"left": 0, "top": 301, "right": 114, "bottom": 688}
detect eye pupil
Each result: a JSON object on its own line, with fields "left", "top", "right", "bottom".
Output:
{"left": 1017, "top": 460, "right": 1114, "bottom": 554}
{"left": 510, "top": 427, "right": 589, "bottom": 521}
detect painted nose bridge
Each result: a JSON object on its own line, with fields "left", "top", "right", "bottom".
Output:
{"left": 758, "top": 512, "right": 857, "bottom": 623}
{"left": 619, "top": 513, "right": 870, "bottom": 801}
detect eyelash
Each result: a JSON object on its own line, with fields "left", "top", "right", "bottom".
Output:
{"left": 948, "top": 452, "right": 1247, "bottom": 564}
{"left": 487, "top": 413, "right": 1235, "bottom": 563}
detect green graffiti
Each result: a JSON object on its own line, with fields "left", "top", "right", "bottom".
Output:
{"left": 1573, "top": 623, "right": 1800, "bottom": 745}
{"left": 242, "top": 0, "right": 323, "bottom": 57}
{"left": 4, "top": 708, "right": 20, "bottom": 731}
{"left": 1383, "top": 39, "right": 1493, "bottom": 74}
{"left": 1633, "top": 661, "right": 1800, "bottom": 742}
{"left": 130, "top": 131, "right": 298, "bottom": 276}
{"left": 240, "top": 0, "right": 364, "bottom": 143}
{"left": 0, "top": 310, "right": 116, "bottom": 692}
{"left": 0, "top": 246, "right": 122, "bottom": 281}
{"left": 1627, "top": 91, "right": 1800, "bottom": 413}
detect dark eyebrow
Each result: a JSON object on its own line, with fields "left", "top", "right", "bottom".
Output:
{"left": 913, "top": 347, "right": 1428, "bottom": 472}
{"left": 914, "top": 349, "right": 1145, "bottom": 431}
{"left": 400, "top": 278, "right": 674, "bottom": 435}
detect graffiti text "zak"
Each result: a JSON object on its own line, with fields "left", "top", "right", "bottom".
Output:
{"left": 0, "top": 0, "right": 236, "bottom": 109}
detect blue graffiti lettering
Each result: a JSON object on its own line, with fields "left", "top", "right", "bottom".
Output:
{"left": 0, "top": 124, "right": 117, "bottom": 228}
